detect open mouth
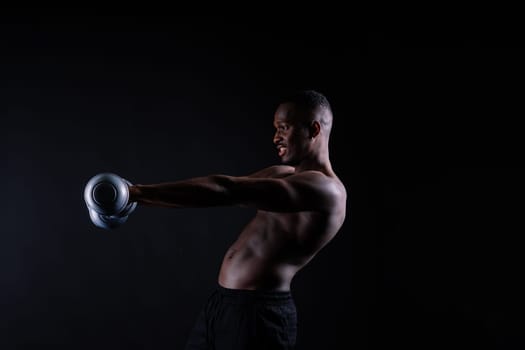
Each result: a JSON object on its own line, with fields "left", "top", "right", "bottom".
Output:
{"left": 277, "top": 146, "right": 287, "bottom": 157}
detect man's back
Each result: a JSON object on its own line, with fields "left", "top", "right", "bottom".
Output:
{"left": 218, "top": 166, "right": 347, "bottom": 291}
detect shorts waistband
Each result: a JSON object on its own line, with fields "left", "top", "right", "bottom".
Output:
{"left": 216, "top": 284, "right": 293, "bottom": 303}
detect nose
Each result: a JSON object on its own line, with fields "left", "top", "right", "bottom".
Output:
{"left": 273, "top": 131, "right": 282, "bottom": 145}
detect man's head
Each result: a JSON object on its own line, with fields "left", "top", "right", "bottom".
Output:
{"left": 273, "top": 90, "right": 333, "bottom": 166}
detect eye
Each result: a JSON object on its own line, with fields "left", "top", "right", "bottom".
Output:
{"left": 274, "top": 124, "right": 289, "bottom": 132}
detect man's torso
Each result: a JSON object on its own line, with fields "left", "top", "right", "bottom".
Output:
{"left": 218, "top": 166, "right": 346, "bottom": 291}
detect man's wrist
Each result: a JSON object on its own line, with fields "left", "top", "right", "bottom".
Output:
{"left": 129, "top": 185, "right": 141, "bottom": 203}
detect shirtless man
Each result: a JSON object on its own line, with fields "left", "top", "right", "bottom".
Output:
{"left": 128, "top": 90, "right": 347, "bottom": 349}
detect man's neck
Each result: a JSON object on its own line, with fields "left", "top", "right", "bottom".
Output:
{"left": 295, "top": 154, "right": 333, "bottom": 175}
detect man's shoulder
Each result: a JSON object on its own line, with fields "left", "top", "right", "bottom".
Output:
{"left": 289, "top": 171, "right": 347, "bottom": 204}
{"left": 291, "top": 169, "right": 342, "bottom": 186}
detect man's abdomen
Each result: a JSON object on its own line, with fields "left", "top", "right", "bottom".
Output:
{"left": 218, "top": 244, "right": 298, "bottom": 292}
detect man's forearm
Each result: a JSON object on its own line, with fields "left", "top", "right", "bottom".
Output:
{"left": 128, "top": 175, "right": 235, "bottom": 208}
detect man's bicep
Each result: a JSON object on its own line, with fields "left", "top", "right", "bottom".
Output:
{"left": 228, "top": 175, "right": 329, "bottom": 212}
{"left": 226, "top": 177, "right": 297, "bottom": 211}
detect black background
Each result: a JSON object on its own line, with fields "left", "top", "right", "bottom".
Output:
{"left": 1, "top": 12, "right": 524, "bottom": 349}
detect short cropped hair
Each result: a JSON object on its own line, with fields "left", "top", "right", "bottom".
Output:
{"left": 281, "top": 90, "right": 332, "bottom": 113}
{"left": 280, "top": 90, "right": 333, "bottom": 133}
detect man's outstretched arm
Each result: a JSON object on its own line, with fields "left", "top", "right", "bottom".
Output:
{"left": 128, "top": 171, "right": 340, "bottom": 213}
{"left": 129, "top": 175, "right": 234, "bottom": 208}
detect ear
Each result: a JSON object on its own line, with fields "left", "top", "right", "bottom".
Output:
{"left": 309, "top": 121, "right": 321, "bottom": 139}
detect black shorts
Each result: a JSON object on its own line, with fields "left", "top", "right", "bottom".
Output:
{"left": 184, "top": 285, "right": 297, "bottom": 350}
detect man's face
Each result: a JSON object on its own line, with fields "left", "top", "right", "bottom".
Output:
{"left": 273, "top": 103, "right": 311, "bottom": 165}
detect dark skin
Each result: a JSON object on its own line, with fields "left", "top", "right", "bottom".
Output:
{"left": 129, "top": 102, "right": 347, "bottom": 291}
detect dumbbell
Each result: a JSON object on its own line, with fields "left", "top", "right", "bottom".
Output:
{"left": 83, "top": 173, "right": 137, "bottom": 229}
